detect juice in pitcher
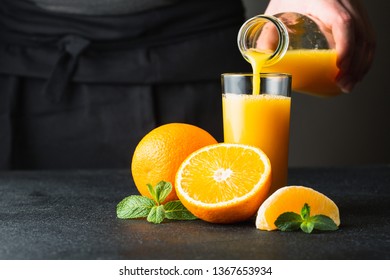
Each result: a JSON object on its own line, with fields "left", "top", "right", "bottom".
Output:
{"left": 263, "top": 49, "right": 340, "bottom": 96}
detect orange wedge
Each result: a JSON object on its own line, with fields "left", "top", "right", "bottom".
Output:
{"left": 256, "top": 186, "right": 340, "bottom": 231}
{"left": 175, "top": 143, "right": 271, "bottom": 223}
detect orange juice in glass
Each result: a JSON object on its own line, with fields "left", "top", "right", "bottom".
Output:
{"left": 222, "top": 73, "right": 291, "bottom": 194}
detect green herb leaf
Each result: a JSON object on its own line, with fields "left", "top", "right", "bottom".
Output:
{"left": 275, "top": 212, "right": 302, "bottom": 231}
{"left": 311, "top": 215, "right": 339, "bottom": 231}
{"left": 154, "top": 181, "right": 172, "bottom": 204}
{"left": 116, "top": 195, "right": 155, "bottom": 219}
{"left": 147, "top": 205, "right": 165, "bottom": 224}
{"left": 146, "top": 181, "right": 172, "bottom": 204}
{"left": 300, "top": 220, "right": 315, "bottom": 233}
{"left": 300, "top": 203, "right": 310, "bottom": 220}
{"left": 117, "top": 181, "right": 198, "bottom": 224}
{"left": 164, "top": 200, "right": 198, "bottom": 220}
{"left": 273, "top": 203, "right": 339, "bottom": 234}
{"left": 147, "top": 183, "right": 157, "bottom": 202}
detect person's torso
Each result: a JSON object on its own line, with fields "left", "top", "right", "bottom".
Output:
{"left": 0, "top": 0, "right": 248, "bottom": 83}
{"left": 30, "top": 0, "right": 178, "bottom": 15}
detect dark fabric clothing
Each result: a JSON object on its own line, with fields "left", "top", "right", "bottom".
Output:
{"left": 0, "top": 0, "right": 250, "bottom": 169}
{"left": 0, "top": 75, "right": 224, "bottom": 169}
{"left": 30, "top": 0, "right": 178, "bottom": 16}
{"left": 0, "top": 0, "right": 243, "bottom": 44}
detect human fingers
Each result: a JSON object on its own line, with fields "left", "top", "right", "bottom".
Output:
{"left": 336, "top": 0, "right": 375, "bottom": 91}
{"left": 330, "top": 6, "right": 356, "bottom": 92}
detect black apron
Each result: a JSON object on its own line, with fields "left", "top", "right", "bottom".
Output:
{"left": 0, "top": 0, "right": 250, "bottom": 169}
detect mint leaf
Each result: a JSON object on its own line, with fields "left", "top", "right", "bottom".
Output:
{"left": 147, "top": 181, "right": 172, "bottom": 204}
{"left": 274, "top": 203, "right": 339, "bottom": 234}
{"left": 275, "top": 212, "right": 302, "bottom": 231}
{"left": 311, "top": 215, "right": 339, "bottom": 231}
{"left": 164, "top": 201, "right": 198, "bottom": 220}
{"left": 117, "top": 181, "right": 197, "bottom": 224}
{"left": 147, "top": 183, "right": 157, "bottom": 202}
{"left": 300, "top": 220, "right": 315, "bottom": 233}
{"left": 116, "top": 195, "right": 155, "bottom": 219}
{"left": 154, "top": 181, "right": 172, "bottom": 204}
{"left": 300, "top": 203, "right": 310, "bottom": 220}
{"left": 147, "top": 205, "right": 165, "bottom": 224}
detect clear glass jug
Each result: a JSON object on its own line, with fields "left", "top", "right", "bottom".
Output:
{"left": 237, "top": 12, "right": 342, "bottom": 97}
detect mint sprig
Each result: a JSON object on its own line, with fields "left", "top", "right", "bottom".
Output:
{"left": 274, "top": 203, "right": 338, "bottom": 233}
{"left": 116, "top": 181, "right": 197, "bottom": 224}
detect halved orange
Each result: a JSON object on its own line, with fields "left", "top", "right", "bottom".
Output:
{"left": 175, "top": 143, "right": 271, "bottom": 223}
{"left": 256, "top": 186, "right": 340, "bottom": 231}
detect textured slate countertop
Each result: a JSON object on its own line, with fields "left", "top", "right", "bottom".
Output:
{"left": 0, "top": 166, "right": 389, "bottom": 260}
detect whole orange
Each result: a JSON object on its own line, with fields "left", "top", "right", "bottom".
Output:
{"left": 131, "top": 123, "right": 218, "bottom": 202}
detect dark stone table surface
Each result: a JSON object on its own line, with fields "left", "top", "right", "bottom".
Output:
{"left": 0, "top": 166, "right": 389, "bottom": 260}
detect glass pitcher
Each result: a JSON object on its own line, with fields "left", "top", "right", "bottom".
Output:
{"left": 237, "top": 12, "right": 342, "bottom": 97}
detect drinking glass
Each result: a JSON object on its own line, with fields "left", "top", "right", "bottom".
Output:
{"left": 222, "top": 73, "right": 292, "bottom": 194}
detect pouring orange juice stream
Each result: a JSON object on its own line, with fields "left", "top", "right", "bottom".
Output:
{"left": 245, "top": 49, "right": 271, "bottom": 96}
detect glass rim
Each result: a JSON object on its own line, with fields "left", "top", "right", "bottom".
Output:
{"left": 221, "top": 72, "right": 292, "bottom": 97}
{"left": 221, "top": 72, "right": 292, "bottom": 78}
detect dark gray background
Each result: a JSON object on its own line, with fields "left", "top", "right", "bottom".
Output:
{"left": 241, "top": 0, "right": 389, "bottom": 167}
